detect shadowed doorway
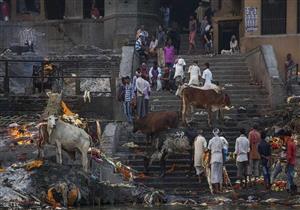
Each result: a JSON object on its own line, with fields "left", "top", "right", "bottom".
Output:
{"left": 161, "top": 0, "right": 199, "bottom": 32}
{"left": 45, "top": 0, "right": 65, "bottom": 19}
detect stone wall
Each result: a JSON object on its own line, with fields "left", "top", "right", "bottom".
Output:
{"left": 241, "top": 35, "right": 300, "bottom": 80}
{"left": 245, "top": 45, "right": 285, "bottom": 108}
{"left": 0, "top": 20, "right": 105, "bottom": 54}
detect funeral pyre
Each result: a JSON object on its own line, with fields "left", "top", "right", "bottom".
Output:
{"left": 0, "top": 94, "right": 166, "bottom": 209}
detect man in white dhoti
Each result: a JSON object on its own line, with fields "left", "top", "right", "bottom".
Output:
{"left": 194, "top": 130, "right": 207, "bottom": 182}
{"left": 173, "top": 56, "right": 186, "bottom": 86}
{"left": 202, "top": 62, "right": 213, "bottom": 88}
{"left": 208, "top": 128, "right": 224, "bottom": 194}
{"left": 188, "top": 61, "right": 201, "bottom": 86}
{"left": 202, "top": 62, "right": 220, "bottom": 92}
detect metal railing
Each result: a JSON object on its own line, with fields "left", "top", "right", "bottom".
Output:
{"left": 0, "top": 59, "right": 116, "bottom": 97}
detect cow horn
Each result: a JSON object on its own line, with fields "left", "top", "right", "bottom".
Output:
{"left": 46, "top": 91, "right": 52, "bottom": 97}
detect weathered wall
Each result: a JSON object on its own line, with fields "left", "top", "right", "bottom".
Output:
{"left": 0, "top": 20, "right": 105, "bottom": 54}
{"left": 241, "top": 35, "right": 300, "bottom": 80}
{"left": 103, "top": 0, "right": 160, "bottom": 49}
{"left": 245, "top": 45, "right": 285, "bottom": 107}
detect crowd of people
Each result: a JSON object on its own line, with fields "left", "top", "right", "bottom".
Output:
{"left": 118, "top": 58, "right": 215, "bottom": 124}
{"left": 194, "top": 126, "right": 297, "bottom": 194}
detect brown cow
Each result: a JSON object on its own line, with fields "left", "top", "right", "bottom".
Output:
{"left": 133, "top": 111, "right": 179, "bottom": 144}
{"left": 177, "top": 85, "right": 231, "bottom": 126}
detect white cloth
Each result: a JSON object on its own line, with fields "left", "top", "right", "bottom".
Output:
{"left": 202, "top": 68, "right": 213, "bottom": 88}
{"left": 149, "top": 39, "right": 158, "bottom": 50}
{"left": 194, "top": 135, "right": 207, "bottom": 167}
{"left": 208, "top": 136, "right": 224, "bottom": 164}
{"left": 230, "top": 40, "right": 238, "bottom": 50}
{"left": 211, "top": 162, "right": 223, "bottom": 184}
{"left": 221, "top": 136, "right": 229, "bottom": 150}
{"left": 188, "top": 64, "right": 201, "bottom": 86}
{"left": 136, "top": 77, "right": 148, "bottom": 97}
{"left": 174, "top": 58, "right": 186, "bottom": 79}
{"left": 234, "top": 135, "right": 250, "bottom": 162}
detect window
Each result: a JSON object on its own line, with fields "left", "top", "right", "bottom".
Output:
{"left": 261, "top": 0, "right": 287, "bottom": 35}
{"left": 17, "top": 0, "right": 40, "bottom": 15}
{"left": 297, "top": 0, "right": 300, "bottom": 33}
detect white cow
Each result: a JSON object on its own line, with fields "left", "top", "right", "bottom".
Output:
{"left": 47, "top": 115, "right": 91, "bottom": 172}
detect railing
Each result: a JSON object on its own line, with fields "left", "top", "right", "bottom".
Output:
{"left": 0, "top": 58, "right": 119, "bottom": 119}
{"left": 0, "top": 59, "right": 115, "bottom": 97}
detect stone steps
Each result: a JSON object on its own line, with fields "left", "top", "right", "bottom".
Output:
{"left": 115, "top": 47, "right": 270, "bottom": 199}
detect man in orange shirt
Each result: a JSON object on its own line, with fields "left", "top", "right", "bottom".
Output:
{"left": 248, "top": 125, "right": 261, "bottom": 185}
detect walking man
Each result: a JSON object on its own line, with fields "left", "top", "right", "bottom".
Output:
{"left": 258, "top": 131, "right": 271, "bottom": 190}
{"left": 143, "top": 76, "right": 151, "bottom": 116}
{"left": 188, "top": 61, "right": 201, "bottom": 86}
{"left": 286, "top": 130, "right": 297, "bottom": 194}
{"left": 248, "top": 125, "right": 261, "bottom": 185}
{"left": 202, "top": 62, "right": 213, "bottom": 89}
{"left": 208, "top": 128, "right": 224, "bottom": 193}
{"left": 234, "top": 128, "right": 250, "bottom": 188}
{"left": 136, "top": 74, "right": 147, "bottom": 118}
{"left": 194, "top": 130, "right": 207, "bottom": 182}
{"left": 174, "top": 56, "right": 186, "bottom": 87}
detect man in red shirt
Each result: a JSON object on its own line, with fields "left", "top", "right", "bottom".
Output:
{"left": 286, "top": 130, "right": 297, "bottom": 194}
{"left": 248, "top": 125, "right": 261, "bottom": 185}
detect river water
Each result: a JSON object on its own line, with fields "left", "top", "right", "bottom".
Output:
{"left": 80, "top": 205, "right": 283, "bottom": 210}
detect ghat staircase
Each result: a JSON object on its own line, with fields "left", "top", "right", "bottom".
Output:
{"left": 115, "top": 52, "right": 271, "bottom": 199}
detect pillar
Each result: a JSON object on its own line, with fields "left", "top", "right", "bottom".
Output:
{"left": 64, "top": 0, "right": 83, "bottom": 19}
{"left": 39, "top": 0, "right": 46, "bottom": 20}
{"left": 11, "top": 0, "right": 17, "bottom": 21}
{"left": 286, "top": 0, "right": 297, "bottom": 34}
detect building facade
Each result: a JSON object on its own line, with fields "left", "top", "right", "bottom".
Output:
{"left": 212, "top": 0, "right": 300, "bottom": 78}
{"left": 0, "top": 0, "right": 299, "bottom": 76}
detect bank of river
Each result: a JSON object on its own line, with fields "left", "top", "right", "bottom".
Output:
{"left": 80, "top": 205, "right": 286, "bottom": 210}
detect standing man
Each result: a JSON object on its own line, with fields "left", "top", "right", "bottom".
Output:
{"left": 202, "top": 62, "right": 213, "bottom": 89}
{"left": 286, "top": 130, "right": 297, "bottom": 194}
{"left": 149, "top": 61, "right": 161, "bottom": 90}
{"left": 136, "top": 74, "right": 147, "bottom": 118}
{"left": 156, "top": 25, "right": 166, "bottom": 68}
{"left": 248, "top": 125, "right": 261, "bottom": 185}
{"left": 173, "top": 56, "right": 186, "bottom": 87}
{"left": 195, "top": 1, "right": 206, "bottom": 24}
{"left": 208, "top": 128, "right": 224, "bottom": 193}
{"left": 123, "top": 77, "right": 134, "bottom": 124}
{"left": 235, "top": 128, "right": 250, "bottom": 188}
{"left": 143, "top": 76, "right": 151, "bottom": 116}
{"left": 188, "top": 61, "right": 201, "bottom": 86}
{"left": 258, "top": 131, "right": 271, "bottom": 190}
{"left": 194, "top": 130, "right": 207, "bottom": 182}
{"left": 188, "top": 15, "right": 197, "bottom": 54}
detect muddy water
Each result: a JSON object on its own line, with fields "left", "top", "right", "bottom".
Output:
{"left": 80, "top": 205, "right": 282, "bottom": 210}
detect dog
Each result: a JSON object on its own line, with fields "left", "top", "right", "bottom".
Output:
{"left": 221, "top": 49, "right": 233, "bottom": 55}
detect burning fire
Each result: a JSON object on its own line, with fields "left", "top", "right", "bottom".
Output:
{"left": 8, "top": 125, "right": 33, "bottom": 145}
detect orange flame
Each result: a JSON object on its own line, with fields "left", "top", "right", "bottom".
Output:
{"left": 8, "top": 126, "right": 33, "bottom": 145}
